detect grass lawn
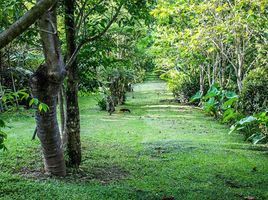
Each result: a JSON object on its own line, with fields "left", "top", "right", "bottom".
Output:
{"left": 0, "top": 80, "right": 268, "bottom": 200}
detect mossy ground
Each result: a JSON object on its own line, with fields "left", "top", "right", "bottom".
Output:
{"left": 0, "top": 81, "right": 268, "bottom": 200}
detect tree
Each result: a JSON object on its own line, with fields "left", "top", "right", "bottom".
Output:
{"left": 63, "top": 0, "right": 123, "bottom": 167}
{"left": 31, "top": 3, "right": 66, "bottom": 176}
{"left": 64, "top": 0, "right": 81, "bottom": 167}
{"left": 0, "top": 0, "right": 55, "bottom": 49}
{"left": 150, "top": 0, "right": 268, "bottom": 99}
{"left": 0, "top": 0, "right": 66, "bottom": 176}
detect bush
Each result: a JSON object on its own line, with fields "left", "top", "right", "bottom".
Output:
{"left": 97, "top": 98, "right": 107, "bottom": 111}
{"left": 229, "top": 111, "right": 268, "bottom": 144}
{"left": 161, "top": 70, "right": 201, "bottom": 103}
{"left": 0, "top": 119, "right": 7, "bottom": 151}
{"left": 239, "top": 68, "right": 268, "bottom": 114}
{"left": 191, "top": 84, "right": 239, "bottom": 120}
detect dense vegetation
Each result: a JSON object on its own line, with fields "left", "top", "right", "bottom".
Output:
{"left": 0, "top": 0, "right": 267, "bottom": 199}
{"left": 150, "top": 0, "right": 268, "bottom": 144}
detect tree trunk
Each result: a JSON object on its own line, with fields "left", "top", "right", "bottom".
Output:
{"left": 31, "top": 4, "right": 66, "bottom": 176}
{"left": 58, "top": 85, "right": 67, "bottom": 144}
{"left": 207, "top": 65, "right": 211, "bottom": 86}
{"left": 64, "top": 0, "right": 81, "bottom": 167}
{"left": 199, "top": 65, "right": 205, "bottom": 94}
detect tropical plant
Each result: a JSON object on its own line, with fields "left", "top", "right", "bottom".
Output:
{"left": 0, "top": 118, "right": 7, "bottom": 151}
{"left": 229, "top": 111, "right": 268, "bottom": 144}
{"left": 191, "top": 84, "right": 238, "bottom": 119}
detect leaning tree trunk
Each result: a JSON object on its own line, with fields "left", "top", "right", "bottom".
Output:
{"left": 64, "top": 0, "right": 81, "bottom": 167}
{"left": 31, "top": 3, "right": 66, "bottom": 176}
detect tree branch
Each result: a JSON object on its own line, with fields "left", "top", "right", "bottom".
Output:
{"left": 65, "top": 3, "right": 123, "bottom": 69}
{"left": 0, "top": 0, "right": 56, "bottom": 49}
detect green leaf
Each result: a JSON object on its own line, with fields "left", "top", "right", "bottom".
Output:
{"left": 190, "top": 90, "right": 202, "bottom": 102}
{"left": 247, "top": 133, "right": 266, "bottom": 145}
{"left": 223, "top": 97, "right": 238, "bottom": 107}
{"left": 223, "top": 108, "right": 236, "bottom": 122}
{"left": 225, "top": 91, "right": 238, "bottom": 99}
{"left": 203, "top": 84, "right": 219, "bottom": 100}
{"left": 29, "top": 98, "right": 39, "bottom": 106}
{"left": 38, "top": 103, "right": 49, "bottom": 112}
{"left": 238, "top": 116, "right": 257, "bottom": 125}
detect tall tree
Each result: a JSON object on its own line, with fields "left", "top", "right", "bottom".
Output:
{"left": 64, "top": 0, "right": 81, "bottom": 167}
{"left": 63, "top": 0, "right": 123, "bottom": 167}
{"left": 31, "top": 3, "right": 66, "bottom": 176}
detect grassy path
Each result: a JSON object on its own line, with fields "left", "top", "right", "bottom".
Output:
{"left": 1, "top": 80, "right": 268, "bottom": 199}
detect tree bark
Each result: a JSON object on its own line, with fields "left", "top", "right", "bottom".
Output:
{"left": 199, "top": 65, "right": 205, "bottom": 94}
{"left": 0, "top": 0, "right": 56, "bottom": 49}
{"left": 31, "top": 4, "right": 66, "bottom": 176}
{"left": 58, "top": 85, "right": 67, "bottom": 144}
{"left": 64, "top": 0, "right": 81, "bottom": 167}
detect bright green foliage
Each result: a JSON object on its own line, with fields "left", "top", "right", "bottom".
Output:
{"left": 150, "top": 0, "right": 268, "bottom": 96}
{"left": 191, "top": 84, "right": 238, "bottom": 120}
{"left": 1, "top": 88, "right": 29, "bottom": 110}
{"left": 29, "top": 98, "right": 49, "bottom": 112}
{"left": 230, "top": 111, "right": 268, "bottom": 144}
{"left": 239, "top": 68, "right": 268, "bottom": 114}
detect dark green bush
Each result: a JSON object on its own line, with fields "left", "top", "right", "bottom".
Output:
{"left": 97, "top": 98, "right": 107, "bottom": 111}
{"left": 239, "top": 68, "right": 268, "bottom": 114}
{"left": 0, "top": 119, "right": 7, "bottom": 151}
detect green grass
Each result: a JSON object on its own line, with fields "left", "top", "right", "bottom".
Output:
{"left": 1, "top": 80, "right": 268, "bottom": 200}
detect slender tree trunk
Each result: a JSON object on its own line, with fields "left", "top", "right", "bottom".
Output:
{"left": 65, "top": 0, "right": 81, "bottom": 167}
{"left": 236, "top": 66, "right": 243, "bottom": 92}
{"left": 236, "top": 39, "right": 243, "bottom": 92}
{"left": 207, "top": 65, "right": 211, "bottom": 86}
{"left": 58, "top": 85, "right": 67, "bottom": 144}
{"left": 199, "top": 65, "right": 205, "bottom": 94}
{"left": 11, "top": 72, "right": 19, "bottom": 108}
{"left": 31, "top": 4, "right": 66, "bottom": 176}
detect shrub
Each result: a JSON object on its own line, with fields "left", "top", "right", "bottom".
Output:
{"left": 229, "top": 111, "right": 268, "bottom": 144}
{"left": 0, "top": 119, "right": 7, "bottom": 151}
{"left": 191, "top": 84, "right": 239, "bottom": 120}
{"left": 97, "top": 98, "right": 107, "bottom": 111}
{"left": 161, "top": 70, "right": 200, "bottom": 103}
{"left": 239, "top": 68, "right": 268, "bottom": 114}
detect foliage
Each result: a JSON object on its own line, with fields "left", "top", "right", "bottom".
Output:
{"left": 229, "top": 111, "right": 268, "bottom": 144}
{"left": 150, "top": 0, "right": 268, "bottom": 97}
{"left": 191, "top": 84, "right": 239, "bottom": 120}
{"left": 97, "top": 97, "right": 107, "bottom": 111}
{"left": 239, "top": 68, "right": 268, "bottom": 114}
{"left": 160, "top": 70, "right": 200, "bottom": 103}
{"left": 29, "top": 98, "right": 49, "bottom": 112}
{"left": 0, "top": 118, "right": 7, "bottom": 151}
{"left": 78, "top": 22, "right": 149, "bottom": 110}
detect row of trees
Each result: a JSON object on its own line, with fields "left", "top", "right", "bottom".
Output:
{"left": 0, "top": 0, "right": 153, "bottom": 176}
{"left": 150, "top": 0, "right": 268, "bottom": 97}
{"left": 150, "top": 0, "right": 268, "bottom": 143}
